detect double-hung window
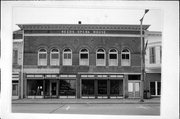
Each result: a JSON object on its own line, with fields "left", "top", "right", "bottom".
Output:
{"left": 13, "top": 50, "right": 18, "bottom": 65}
{"left": 80, "top": 48, "right": 89, "bottom": 66}
{"left": 50, "top": 48, "right": 59, "bottom": 66}
{"left": 121, "top": 49, "right": 130, "bottom": 66}
{"left": 63, "top": 48, "right": 72, "bottom": 66}
{"left": 38, "top": 48, "right": 47, "bottom": 66}
{"left": 96, "top": 49, "right": 106, "bottom": 66}
{"left": 149, "top": 47, "right": 156, "bottom": 64}
{"left": 109, "top": 49, "right": 118, "bottom": 66}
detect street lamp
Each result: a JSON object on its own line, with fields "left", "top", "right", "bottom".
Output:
{"left": 140, "top": 9, "right": 149, "bottom": 102}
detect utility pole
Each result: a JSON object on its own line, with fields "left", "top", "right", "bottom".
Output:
{"left": 140, "top": 9, "right": 149, "bottom": 102}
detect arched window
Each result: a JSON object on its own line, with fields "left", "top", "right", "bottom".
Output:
{"left": 50, "top": 48, "right": 59, "bottom": 66}
{"left": 63, "top": 48, "right": 72, "bottom": 66}
{"left": 38, "top": 48, "right": 47, "bottom": 66}
{"left": 121, "top": 49, "right": 130, "bottom": 66}
{"left": 109, "top": 49, "right": 118, "bottom": 66}
{"left": 79, "top": 48, "right": 89, "bottom": 66}
{"left": 96, "top": 48, "right": 106, "bottom": 66}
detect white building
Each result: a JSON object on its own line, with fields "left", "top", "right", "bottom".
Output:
{"left": 145, "top": 31, "right": 161, "bottom": 97}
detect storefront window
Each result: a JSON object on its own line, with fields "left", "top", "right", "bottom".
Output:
{"left": 27, "top": 80, "right": 43, "bottom": 96}
{"left": 12, "top": 83, "right": 18, "bottom": 96}
{"left": 59, "top": 80, "right": 76, "bottom": 96}
{"left": 157, "top": 82, "right": 161, "bottom": 95}
{"left": 150, "top": 82, "right": 156, "bottom": 95}
{"left": 98, "top": 80, "right": 107, "bottom": 95}
{"left": 150, "top": 81, "right": 161, "bottom": 96}
{"left": 82, "top": 80, "right": 94, "bottom": 96}
{"left": 110, "top": 80, "right": 123, "bottom": 96}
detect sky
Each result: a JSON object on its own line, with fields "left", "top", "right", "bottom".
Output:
{"left": 13, "top": 7, "right": 162, "bottom": 31}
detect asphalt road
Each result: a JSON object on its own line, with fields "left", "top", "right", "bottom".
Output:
{"left": 12, "top": 103, "right": 160, "bottom": 115}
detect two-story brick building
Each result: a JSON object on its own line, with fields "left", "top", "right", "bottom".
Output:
{"left": 13, "top": 23, "right": 150, "bottom": 99}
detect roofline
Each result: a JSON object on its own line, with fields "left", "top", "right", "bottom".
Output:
{"left": 145, "top": 31, "right": 162, "bottom": 35}
{"left": 17, "top": 24, "right": 150, "bottom": 31}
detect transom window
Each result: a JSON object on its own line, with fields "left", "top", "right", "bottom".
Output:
{"left": 38, "top": 48, "right": 47, "bottom": 66}
{"left": 109, "top": 49, "right": 118, "bottom": 66}
{"left": 50, "top": 48, "right": 59, "bottom": 66}
{"left": 96, "top": 48, "right": 106, "bottom": 66}
{"left": 79, "top": 48, "right": 89, "bottom": 66}
{"left": 121, "top": 49, "right": 130, "bottom": 66}
{"left": 63, "top": 48, "right": 72, "bottom": 66}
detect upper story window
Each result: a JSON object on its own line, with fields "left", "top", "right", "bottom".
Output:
{"left": 149, "top": 47, "right": 156, "bottom": 64}
{"left": 63, "top": 48, "right": 72, "bottom": 66}
{"left": 109, "top": 49, "right": 118, "bottom": 66}
{"left": 79, "top": 48, "right": 89, "bottom": 66}
{"left": 121, "top": 49, "right": 130, "bottom": 66}
{"left": 13, "top": 50, "right": 18, "bottom": 65}
{"left": 96, "top": 48, "right": 106, "bottom": 66}
{"left": 38, "top": 48, "right": 47, "bottom": 66}
{"left": 50, "top": 48, "right": 59, "bottom": 66}
{"left": 160, "top": 46, "right": 162, "bottom": 63}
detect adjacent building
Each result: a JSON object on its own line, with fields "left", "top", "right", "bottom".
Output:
{"left": 12, "top": 23, "right": 152, "bottom": 99}
{"left": 12, "top": 30, "right": 23, "bottom": 99}
{"left": 145, "top": 31, "right": 161, "bottom": 97}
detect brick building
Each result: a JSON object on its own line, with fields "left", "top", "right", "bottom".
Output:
{"left": 13, "top": 23, "right": 150, "bottom": 99}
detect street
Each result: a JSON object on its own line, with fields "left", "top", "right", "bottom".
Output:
{"left": 12, "top": 103, "right": 160, "bottom": 115}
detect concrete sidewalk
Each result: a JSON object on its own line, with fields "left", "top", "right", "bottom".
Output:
{"left": 12, "top": 98, "right": 160, "bottom": 104}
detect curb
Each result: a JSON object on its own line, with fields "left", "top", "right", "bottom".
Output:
{"left": 12, "top": 102, "right": 160, "bottom": 104}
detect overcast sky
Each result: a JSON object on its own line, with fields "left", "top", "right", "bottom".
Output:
{"left": 13, "top": 7, "right": 162, "bottom": 31}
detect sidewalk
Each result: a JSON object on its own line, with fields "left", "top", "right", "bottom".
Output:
{"left": 12, "top": 98, "right": 160, "bottom": 104}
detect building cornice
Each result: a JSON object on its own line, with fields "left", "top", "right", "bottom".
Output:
{"left": 17, "top": 24, "right": 150, "bottom": 31}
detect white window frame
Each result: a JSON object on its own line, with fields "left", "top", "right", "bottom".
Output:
{"left": 150, "top": 81, "right": 161, "bottom": 96}
{"left": 96, "top": 48, "right": 106, "bottom": 66}
{"left": 38, "top": 48, "right": 47, "bottom": 66}
{"left": 121, "top": 49, "right": 130, "bottom": 66}
{"left": 149, "top": 47, "right": 156, "bottom": 64}
{"left": 63, "top": 48, "right": 72, "bottom": 66}
{"left": 109, "top": 49, "right": 118, "bottom": 66}
{"left": 79, "top": 48, "right": 89, "bottom": 66}
{"left": 50, "top": 48, "right": 59, "bottom": 66}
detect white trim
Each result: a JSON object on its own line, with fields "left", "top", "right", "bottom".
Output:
{"left": 63, "top": 48, "right": 72, "bottom": 66}
{"left": 109, "top": 49, "right": 118, "bottom": 66}
{"left": 13, "top": 39, "right": 23, "bottom": 42}
{"left": 38, "top": 48, "right": 47, "bottom": 66}
{"left": 50, "top": 48, "right": 60, "bottom": 66}
{"left": 121, "top": 49, "right": 131, "bottom": 66}
{"left": 96, "top": 48, "right": 106, "bottom": 66}
{"left": 24, "top": 33, "right": 144, "bottom": 37}
{"left": 78, "top": 72, "right": 141, "bottom": 74}
{"left": 79, "top": 48, "right": 89, "bottom": 66}
{"left": 12, "top": 78, "right": 19, "bottom": 80}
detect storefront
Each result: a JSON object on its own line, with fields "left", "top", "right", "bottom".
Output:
{"left": 128, "top": 75, "right": 141, "bottom": 98}
{"left": 80, "top": 74, "right": 124, "bottom": 99}
{"left": 26, "top": 74, "right": 76, "bottom": 99}
{"left": 26, "top": 74, "right": 142, "bottom": 99}
{"left": 12, "top": 72, "right": 20, "bottom": 99}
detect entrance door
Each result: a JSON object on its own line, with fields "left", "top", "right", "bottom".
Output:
{"left": 128, "top": 82, "right": 140, "bottom": 98}
{"left": 98, "top": 80, "right": 107, "bottom": 98}
{"left": 51, "top": 82, "right": 57, "bottom": 98}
